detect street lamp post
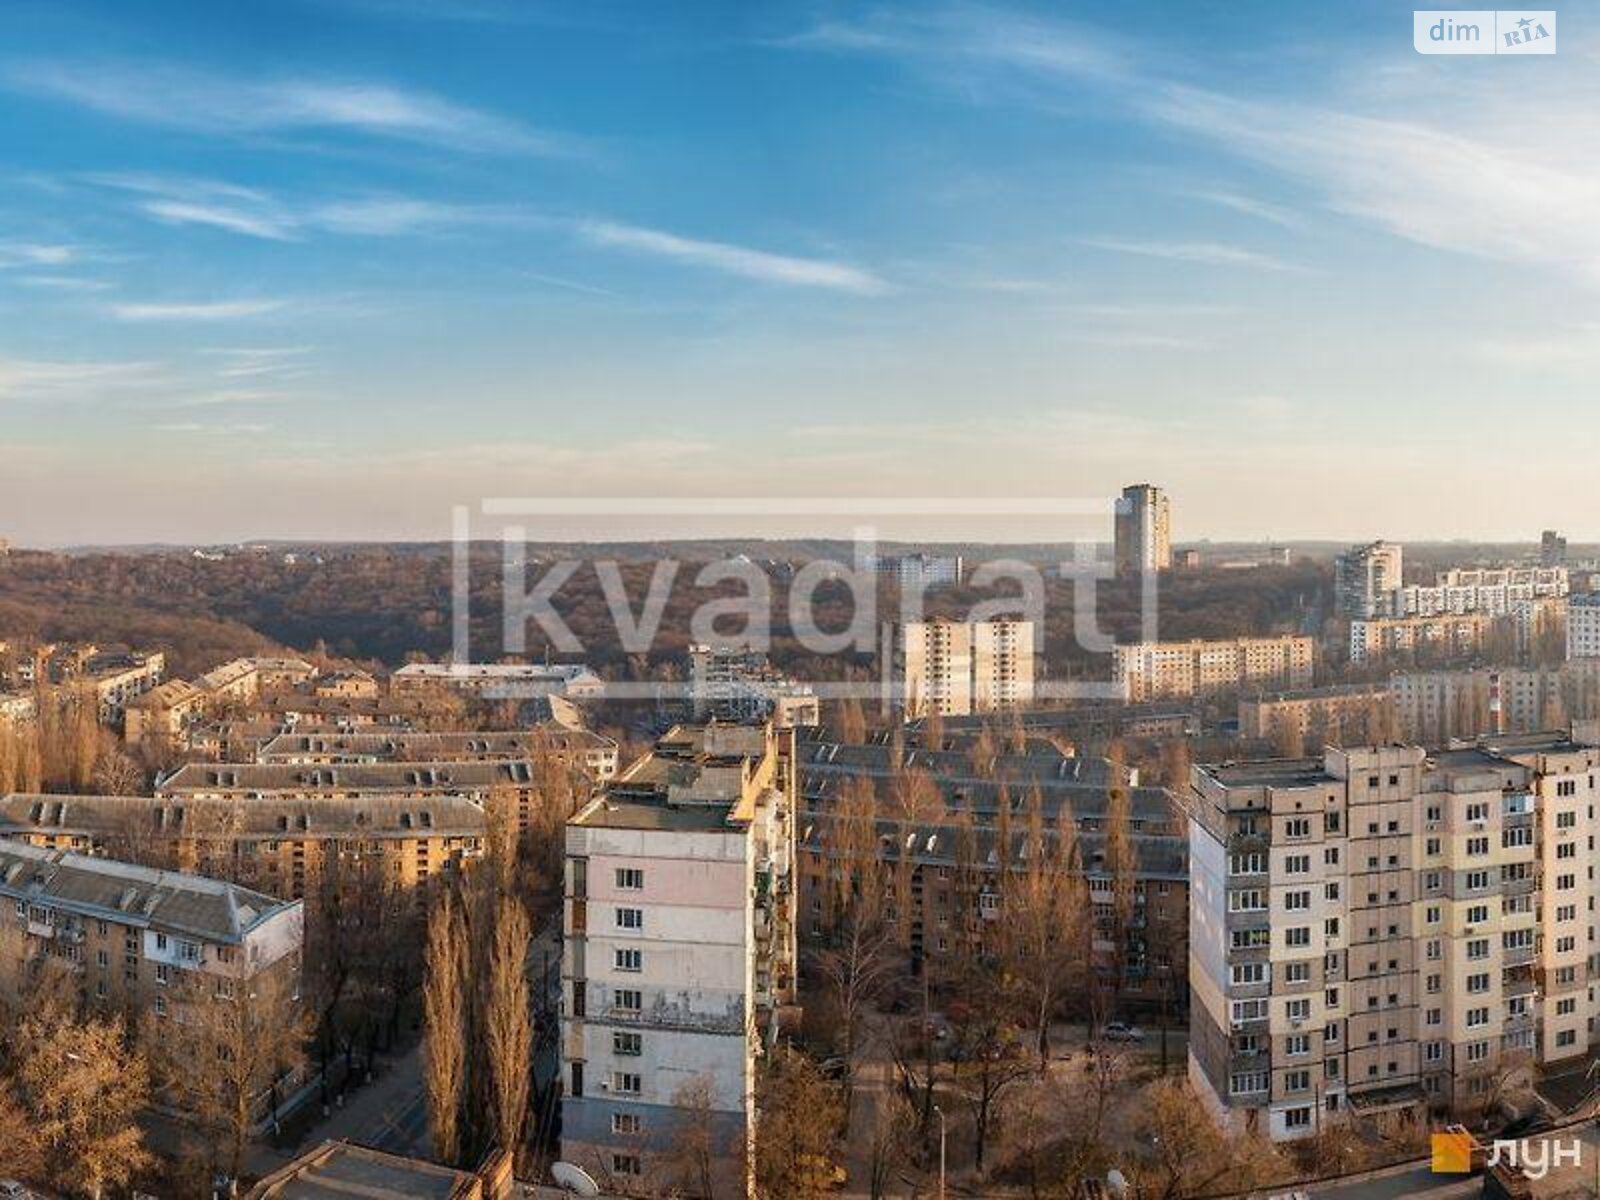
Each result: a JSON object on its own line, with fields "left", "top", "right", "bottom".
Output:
{"left": 935, "top": 1103, "right": 947, "bottom": 1200}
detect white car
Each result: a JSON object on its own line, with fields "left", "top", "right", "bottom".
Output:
{"left": 1102, "top": 1022, "right": 1146, "bottom": 1043}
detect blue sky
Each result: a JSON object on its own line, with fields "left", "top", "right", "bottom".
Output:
{"left": 2, "top": 0, "right": 1597, "bottom": 544}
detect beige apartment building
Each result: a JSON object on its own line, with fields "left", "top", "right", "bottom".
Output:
{"left": 1114, "top": 483, "right": 1172, "bottom": 574}
{"left": 0, "top": 792, "right": 485, "bottom": 898}
{"left": 0, "top": 840, "right": 302, "bottom": 1019}
{"left": 1348, "top": 614, "right": 1493, "bottom": 666}
{"left": 78, "top": 650, "right": 165, "bottom": 724}
{"left": 157, "top": 758, "right": 573, "bottom": 835}
{"left": 124, "top": 679, "right": 209, "bottom": 747}
{"left": 1115, "top": 635, "right": 1314, "bottom": 703}
{"left": 194, "top": 656, "right": 317, "bottom": 703}
{"left": 898, "top": 618, "right": 1035, "bottom": 716}
{"left": 1239, "top": 684, "right": 1394, "bottom": 744}
{"left": 1188, "top": 729, "right": 1600, "bottom": 1142}
{"left": 253, "top": 727, "right": 619, "bottom": 779}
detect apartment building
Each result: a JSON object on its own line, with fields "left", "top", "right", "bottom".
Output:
{"left": 0, "top": 792, "right": 485, "bottom": 898}
{"left": 1188, "top": 733, "right": 1600, "bottom": 1142}
{"left": 79, "top": 650, "right": 165, "bottom": 723}
{"left": 1239, "top": 684, "right": 1394, "bottom": 744}
{"left": 1393, "top": 568, "right": 1569, "bottom": 619}
{"left": 1349, "top": 614, "right": 1492, "bottom": 666}
{"left": 390, "top": 661, "right": 604, "bottom": 699}
{"left": 910, "top": 702, "right": 1198, "bottom": 746}
{"left": 312, "top": 670, "right": 379, "bottom": 699}
{"left": 1114, "top": 635, "right": 1314, "bottom": 703}
{"left": 898, "top": 618, "right": 1035, "bottom": 717}
{"left": 870, "top": 552, "right": 964, "bottom": 591}
{"left": 1566, "top": 593, "right": 1600, "bottom": 660}
{"left": 0, "top": 840, "right": 302, "bottom": 1019}
{"left": 795, "top": 737, "right": 1185, "bottom": 1007}
{"left": 195, "top": 656, "right": 317, "bottom": 703}
{"left": 157, "top": 758, "right": 571, "bottom": 833}
{"left": 560, "top": 724, "right": 797, "bottom": 1194}
{"left": 1334, "top": 542, "right": 1405, "bottom": 620}
{"left": 124, "top": 679, "right": 209, "bottom": 747}
{"left": 1114, "top": 483, "right": 1172, "bottom": 574}
{"left": 686, "top": 644, "right": 821, "bottom": 729}
{"left": 249, "top": 1140, "right": 513, "bottom": 1199}
{"left": 253, "top": 727, "right": 619, "bottom": 780}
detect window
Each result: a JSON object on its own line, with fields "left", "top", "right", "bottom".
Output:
{"left": 1466, "top": 938, "right": 1489, "bottom": 961}
{"left": 1229, "top": 853, "right": 1266, "bottom": 875}
{"left": 571, "top": 1063, "right": 584, "bottom": 1097}
{"left": 1425, "top": 1041, "right": 1443, "bottom": 1063}
{"left": 155, "top": 933, "right": 168, "bottom": 951}
{"left": 1285, "top": 962, "right": 1311, "bottom": 985}
{"left": 1284, "top": 1107, "right": 1312, "bottom": 1130}
{"left": 1558, "top": 1029, "right": 1578, "bottom": 1048}
{"left": 1231, "top": 963, "right": 1268, "bottom": 987}
{"left": 1285, "top": 926, "right": 1311, "bottom": 948}
{"left": 1466, "top": 870, "right": 1490, "bottom": 890}
{"left": 612, "top": 1154, "right": 641, "bottom": 1176}
{"left": 1231, "top": 999, "right": 1268, "bottom": 1025}
{"left": 1285, "top": 1069, "right": 1311, "bottom": 1093}
{"left": 612, "top": 1113, "right": 641, "bottom": 1135}
{"left": 1426, "top": 1008, "right": 1441, "bottom": 1026}
{"left": 1466, "top": 836, "right": 1489, "bottom": 857}
{"left": 1557, "top": 809, "right": 1577, "bottom": 828}
{"left": 615, "top": 907, "right": 644, "bottom": 930}
{"left": 616, "top": 867, "right": 645, "bottom": 890}
{"left": 1284, "top": 890, "right": 1311, "bottom": 912}
{"left": 1232, "top": 928, "right": 1270, "bottom": 950}
{"left": 155, "top": 963, "right": 170, "bottom": 986}
{"left": 1286, "top": 1034, "right": 1310, "bottom": 1056}
{"left": 611, "top": 1072, "right": 642, "bottom": 1095}
{"left": 1284, "top": 817, "right": 1311, "bottom": 840}
{"left": 1286, "top": 998, "right": 1311, "bottom": 1022}
{"left": 1466, "top": 1041, "right": 1489, "bottom": 1063}
{"left": 1558, "top": 842, "right": 1578, "bottom": 859}
{"left": 1466, "top": 973, "right": 1490, "bottom": 994}
{"left": 613, "top": 988, "right": 642, "bottom": 1012}
{"left": 1231, "top": 1070, "right": 1269, "bottom": 1094}
{"left": 615, "top": 948, "right": 642, "bottom": 972}
{"left": 1557, "top": 997, "right": 1577, "bottom": 1016}
{"left": 1228, "top": 889, "right": 1267, "bottom": 913}
{"left": 1467, "top": 1007, "right": 1489, "bottom": 1028}
{"left": 154, "top": 996, "right": 167, "bottom": 1017}
{"left": 1284, "top": 854, "right": 1310, "bottom": 875}
{"left": 1466, "top": 905, "right": 1488, "bottom": 925}
{"left": 1466, "top": 802, "right": 1489, "bottom": 822}
{"left": 1426, "top": 905, "right": 1441, "bottom": 925}
{"left": 613, "top": 1031, "right": 643, "bottom": 1056}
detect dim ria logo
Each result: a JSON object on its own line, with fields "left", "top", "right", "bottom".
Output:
{"left": 1432, "top": 1129, "right": 1580, "bottom": 1179}
{"left": 1414, "top": 10, "right": 1556, "bottom": 54}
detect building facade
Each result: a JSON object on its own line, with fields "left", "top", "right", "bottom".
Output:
{"left": 1114, "top": 483, "right": 1172, "bottom": 574}
{"left": 686, "top": 645, "right": 821, "bottom": 729}
{"left": 1567, "top": 594, "right": 1600, "bottom": 660}
{"left": 560, "top": 724, "right": 797, "bottom": 1195}
{"left": 1188, "top": 733, "right": 1600, "bottom": 1142}
{"left": 0, "top": 841, "right": 302, "bottom": 1022}
{"left": 898, "top": 619, "right": 1035, "bottom": 717}
{"left": 1349, "top": 614, "right": 1492, "bottom": 666}
{"left": 1238, "top": 685, "right": 1394, "bottom": 745}
{"left": 1334, "top": 542, "right": 1405, "bottom": 620}
{"left": 1114, "top": 636, "right": 1314, "bottom": 703}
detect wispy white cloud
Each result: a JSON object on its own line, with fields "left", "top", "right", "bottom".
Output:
{"left": 0, "top": 357, "right": 165, "bottom": 400}
{"left": 13, "top": 274, "right": 112, "bottom": 292}
{"left": 1185, "top": 189, "right": 1304, "bottom": 230}
{"left": 577, "top": 220, "right": 887, "bottom": 293}
{"left": 110, "top": 299, "right": 286, "bottom": 322}
{"left": 0, "top": 241, "right": 80, "bottom": 268}
{"left": 1080, "top": 237, "right": 1300, "bottom": 271}
{"left": 785, "top": 6, "right": 1600, "bottom": 288}
{"left": 7, "top": 60, "right": 572, "bottom": 155}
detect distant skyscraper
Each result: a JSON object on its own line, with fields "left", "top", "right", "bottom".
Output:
{"left": 1542, "top": 529, "right": 1568, "bottom": 567}
{"left": 1333, "top": 540, "right": 1404, "bottom": 619}
{"left": 1113, "top": 483, "right": 1171, "bottom": 574}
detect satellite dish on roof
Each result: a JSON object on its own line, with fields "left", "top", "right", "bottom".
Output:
{"left": 551, "top": 1162, "right": 601, "bottom": 1197}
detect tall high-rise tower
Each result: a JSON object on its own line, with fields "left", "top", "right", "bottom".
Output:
{"left": 1114, "top": 483, "right": 1172, "bottom": 574}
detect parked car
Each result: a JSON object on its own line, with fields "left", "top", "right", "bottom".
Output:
{"left": 1102, "top": 1022, "right": 1146, "bottom": 1043}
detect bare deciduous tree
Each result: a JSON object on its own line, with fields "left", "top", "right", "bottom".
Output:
{"left": 423, "top": 889, "right": 468, "bottom": 1165}
{"left": 484, "top": 894, "right": 532, "bottom": 1162}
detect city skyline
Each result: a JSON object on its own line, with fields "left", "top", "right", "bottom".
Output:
{"left": 4, "top": 1, "right": 1598, "bottom": 543}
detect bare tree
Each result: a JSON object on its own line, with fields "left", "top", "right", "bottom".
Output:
{"left": 807, "top": 912, "right": 896, "bottom": 1102}
{"left": 145, "top": 963, "right": 308, "bottom": 1181}
{"left": 423, "top": 889, "right": 469, "bottom": 1165}
{"left": 11, "top": 1009, "right": 152, "bottom": 1196}
{"left": 1102, "top": 780, "right": 1138, "bottom": 1015}
{"left": 663, "top": 1075, "right": 721, "bottom": 1198}
{"left": 1003, "top": 789, "right": 1086, "bottom": 1065}
{"left": 753, "top": 1049, "right": 844, "bottom": 1200}
{"left": 484, "top": 894, "right": 533, "bottom": 1162}
{"left": 866, "top": 1090, "right": 916, "bottom": 1200}
{"left": 1135, "top": 1077, "right": 1287, "bottom": 1200}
